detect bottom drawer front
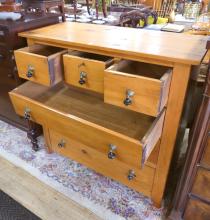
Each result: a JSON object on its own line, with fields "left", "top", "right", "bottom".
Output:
{"left": 49, "top": 129, "right": 155, "bottom": 196}
{"left": 201, "top": 134, "right": 210, "bottom": 167}
{"left": 192, "top": 168, "right": 210, "bottom": 199}
{"left": 184, "top": 198, "right": 210, "bottom": 220}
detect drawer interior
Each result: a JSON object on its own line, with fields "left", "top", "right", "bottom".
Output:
{"left": 110, "top": 60, "right": 170, "bottom": 79}
{"left": 68, "top": 50, "right": 113, "bottom": 63}
{"left": 20, "top": 44, "right": 65, "bottom": 57}
{"left": 14, "top": 82, "right": 155, "bottom": 140}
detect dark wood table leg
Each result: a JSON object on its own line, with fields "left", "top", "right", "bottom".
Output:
{"left": 24, "top": 109, "right": 40, "bottom": 151}
{"left": 86, "top": 0, "right": 90, "bottom": 15}
{"left": 59, "top": 3, "right": 66, "bottom": 22}
{"left": 102, "top": 0, "right": 107, "bottom": 18}
{"left": 95, "top": 0, "right": 99, "bottom": 19}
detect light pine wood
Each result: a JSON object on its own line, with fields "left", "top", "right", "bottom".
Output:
{"left": 9, "top": 23, "right": 208, "bottom": 207}
{"left": 141, "top": 109, "right": 165, "bottom": 165}
{"left": 0, "top": 156, "right": 102, "bottom": 220}
{"left": 151, "top": 64, "right": 191, "bottom": 207}
{"left": 104, "top": 60, "right": 172, "bottom": 116}
{"left": 49, "top": 129, "right": 155, "bottom": 196}
{"left": 42, "top": 125, "right": 53, "bottom": 153}
{"left": 18, "top": 22, "right": 208, "bottom": 65}
{"left": 14, "top": 44, "right": 67, "bottom": 86}
{"left": 64, "top": 51, "right": 113, "bottom": 93}
{"left": 9, "top": 81, "right": 163, "bottom": 170}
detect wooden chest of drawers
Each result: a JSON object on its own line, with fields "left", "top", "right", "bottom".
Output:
{"left": 9, "top": 22, "right": 208, "bottom": 207}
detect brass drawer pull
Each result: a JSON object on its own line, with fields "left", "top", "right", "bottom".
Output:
{"left": 24, "top": 108, "right": 31, "bottom": 120}
{"left": 79, "top": 71, "right": 87, "bottom": 85}
{"left": 26, "top": 65, "right": 35, "bottom": 78}
{"left": 58, "top": 140, "right": 66, "bottom": 148}
{"left": 127, "top": 169, "right": 136, "bottom": 180}
{"left": 124, "top": 89, "right": 135, "bottom": 106}
{"left": 108, "top": 144, "right": 117, "bottom": 159}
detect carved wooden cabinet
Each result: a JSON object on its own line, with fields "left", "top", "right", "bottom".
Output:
{"left": 9, "top": 22, "right": 208, "bottom": 207}
{"left": 169, "top": 41, "right": 210, "bottom": 219}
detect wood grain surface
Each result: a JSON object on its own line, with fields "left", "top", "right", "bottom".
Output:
{"left": 0, "top": 156, "right": 101, "bottom": 220}
{"left": 9, "top": 81, "right": 162, "bottom": 168}
{"left": 18, "top": 22, "right": 208, "bottom": 65}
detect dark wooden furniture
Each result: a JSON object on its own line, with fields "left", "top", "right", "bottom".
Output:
{"left": 0, "top": 0, "right": 21, "bottom": 12}
{"left": 169, "top": 41, "right": 210, "bottom": 220}
{"left": 22, "top": 0, "right": 66, "bottom": 22}
{"left": 0, "top": 13, "right": 60, "bottom": 131}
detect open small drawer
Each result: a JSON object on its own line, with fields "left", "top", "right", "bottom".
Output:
{"left": 63, "top": 51, "right": 113, "bottom": 93}
{"left": 9, "top": 81, "right": 165, "bottom": 168}
{"left": 104, "top": 60, "right": 172, "bottom": 116}
{"left": 14, "top": 44, "right": 67, "bottom": 86}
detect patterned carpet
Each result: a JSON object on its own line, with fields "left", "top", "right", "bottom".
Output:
{"left": 0, "top": 120, "right": 163, "bottom": 220}
{"left": 0, "top": 190, "right": 40, "bottom": 220}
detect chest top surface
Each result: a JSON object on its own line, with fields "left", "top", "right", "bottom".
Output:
{"left": 19, "top": 22, "right": 208, "bottom": 65}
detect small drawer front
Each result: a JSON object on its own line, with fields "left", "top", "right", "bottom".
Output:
{"left": 192, "top": 168, "right": 210, "bottom": 200}
{"left": 64, "top": 51, "right": 113, "bottom": 93}
{"left": 49, "top": 129, "right": 155, "bottom": 197}
{"left": 104, "top": 60, "right": 171, "bottom": 116}
{"left": 14, "top": 45, "right": 67, "bottom": 86}
{"left": 184, "top": 198, "right": 210, "bottom": 220}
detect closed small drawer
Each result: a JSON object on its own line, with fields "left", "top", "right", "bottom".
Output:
{"left": 63, "top": 51, "right": 113, "bottom": 93}
{"left": 104, "top": 60, "right": 172, "bottom": 116}
{"left": 49, "top": 129, "right": 155, "bottom": 196}
{"left": 14, "top": 44, "right": 67, "bottom": 86}
{"left": 9, "top": 81, "right": 165, "bottom": 169}
{"left": 192, "top": 168, "right": 210, "bottom": 200}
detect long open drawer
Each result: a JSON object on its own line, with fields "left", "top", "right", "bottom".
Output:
{"left": 9, "top": 81, "right": 165, "bottom": 168}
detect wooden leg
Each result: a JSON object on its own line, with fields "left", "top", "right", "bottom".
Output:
{"left": 42, "top": 125, "right": 53, "bottom": 153}
{"left": 24, "top": 110, "right": 42, "bottom": 152}
{"left": 86, "top": 0, "right": 90, "bottom": 15}
{"left": 59, "top": 4, "right": 66, "bottom": 22}
{"left": 151, "top": 63, "right": 191, "bottom": 207}
{"left": 102, "top": 0, "right": 107, "bottom": 18}
{"left": 73, "top": 0, "right": 77, "bottom": 20}
{"left": 95, "top": 0, "right": 99, "bottom": 19}
{"left": 25, "top": 115, "right": 39, "bottom": 151}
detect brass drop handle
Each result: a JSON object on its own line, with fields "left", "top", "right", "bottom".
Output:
{"left": 26, "top": 65, "right": 35, "bottom": 78}
{"left": 58, "top": 140, "right": 66, "bottom": 148}
{"left": 108, "top": 144, "right": 117, "bottom": 159}
{"left": 127, "top": 169, "right": 136, "bottom": 180}
{"left": 24, "top": 108, "right": 31, "bottom": 120}
{"left": 124, "top": 89, "right": 135, "bottom": 106}
{"left": 79, "top": 71, "right": 87, "bottom": 85}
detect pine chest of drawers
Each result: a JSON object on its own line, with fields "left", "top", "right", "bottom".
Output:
{"left": 9, "top": 22, "right": 208, "bottom": 207}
